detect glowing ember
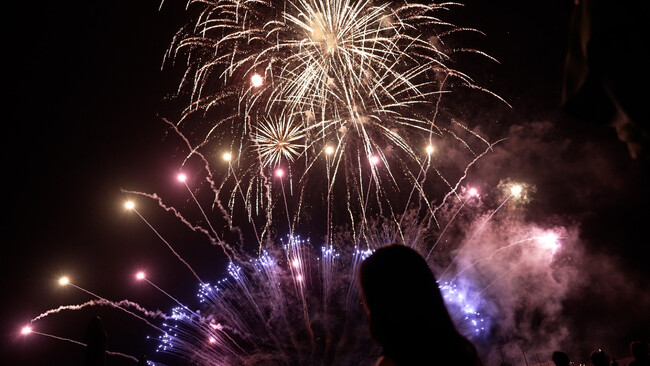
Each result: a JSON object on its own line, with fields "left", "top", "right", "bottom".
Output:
{"left": 539, "top": 233, "right": 560, "bottom": 253}
{"left": 250, "top": 74, "right": 263, "bottom": 87}
{"left": 510, "top": 184, "right": 523, "bottom": 197}
{"left": 369, "top": 155, "right": 380, "bottom": 166}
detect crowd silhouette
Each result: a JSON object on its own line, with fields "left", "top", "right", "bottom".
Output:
{"left": 549, "top": 343, "right": 649, "bottom": 366}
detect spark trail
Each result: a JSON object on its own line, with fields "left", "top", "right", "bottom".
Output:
{"left": 136, "top": 271, "right": 198, "bottom": 316}
{"left": 59, "top": 278, "right": 168, "bottom": 334}
{"left": 426, "top": 187, "right": 480, "bottom": 260}
{"left": 125, "top": 202, "right": 205, "bottom": 284}
{"left": 21, "top": 328, "right": 139, "bottom": 362}
{"left": 450, "top": 234, "right": 563, "bottom": 282}
{"left": 177, "top": 173, "right": 226, "bottom": 252}
{"left": 31, "top": 299, "right": 169, "bottom": 323}
{"left": 439, "top": 184, "right": 522, "bottom": 281}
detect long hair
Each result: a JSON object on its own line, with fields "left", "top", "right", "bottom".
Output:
{"left": 359, "top": 244, "right": 482, "bottom": 366}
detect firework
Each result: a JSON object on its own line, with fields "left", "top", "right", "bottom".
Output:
{"left": 251, "top": 115, "right": 307, "bottom": 167}
{"left": 22, "top": 175, "right": 573, "bottom": 365}
{"left": 16, "top": 1, "right": 578, "bottom": 364}
{"left": 161, "top": 0, "right": 509, "bottom": 248}
{"left": 148, "top": 236, "right": 490, "bottom": 365}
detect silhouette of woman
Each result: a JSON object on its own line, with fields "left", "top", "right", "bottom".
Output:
{"left": 83, "top": 315, "right": 107, "bottom": 366}
{"left": 359, "top": 244, "right": 483, "bottom": 366}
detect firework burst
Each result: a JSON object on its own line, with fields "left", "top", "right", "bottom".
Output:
{"left": 149, "top": 235, "right": 489, "bottom": 365}
{"left": 253, "top": 115, "right": 306, "bottom": 167}
{"left": 163, "top": 0, "right": 508, "bottom": 247}
{"left": 172, "top": 0, "right": 473, "bottom": 117}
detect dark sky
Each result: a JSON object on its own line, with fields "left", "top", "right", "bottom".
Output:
{"left": 3, "top": 1, "right": 649, "bottom": 365}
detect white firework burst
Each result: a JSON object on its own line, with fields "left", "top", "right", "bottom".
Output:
{"left": 253, "top": 115, "right": 306, "bottom": 167}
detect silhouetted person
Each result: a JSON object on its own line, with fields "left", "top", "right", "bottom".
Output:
{"left": 562, "top": 0, "right": 650, "bottom": 160}
{"left": 137, "top": 355, "right": 149, "bottom": 366}
{"left": 589, "top": 349, "right": 610, "bottom": 366}
{"left": 552, "top": 351, "right": 570, "bottom": 366}
{"left": 358, "top": 244, "right": 483, "bottom": 366}
{"left": 629, "top": 340, "right": 650, "bottom": 366}
{"left": 83, "top": 315, "right": 108, "bottom": 366}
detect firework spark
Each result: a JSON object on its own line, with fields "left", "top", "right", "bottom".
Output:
{"left": 252, "top": 116, "right": 306, "bottom": 167}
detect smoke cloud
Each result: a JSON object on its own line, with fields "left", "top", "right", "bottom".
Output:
{"left": 437, "top": 119, "right": 650, "bottom": 365}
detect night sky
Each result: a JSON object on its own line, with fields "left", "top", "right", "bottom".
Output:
{"left": 3, "top": 1, "right": 649, "bottom": 365}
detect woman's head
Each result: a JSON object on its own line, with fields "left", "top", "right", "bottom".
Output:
{"left": 359, "top": 244, "right": 480, "bottom": 365}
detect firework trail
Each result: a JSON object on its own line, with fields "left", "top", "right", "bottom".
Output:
{"left": 125, "top": 200, "right": 206, "bottom": 283}
{"left": 57, "top": 277, "right": 169, "bottom": 335}
{"left": 425, "top": 185, "right": 480, "bottom": 260}
{"left": 20, "top": 327, "right": 140, "bottom": 362}
{"left": 31, "top": 299, "right": 170, "bottom": 323}
{"left": 450, "top": 232, "right": 562, "bottom": 282}
{"left": 439, "top": 182, "right": 525, "bottom": 280}
{"left": 136, "top": 271, "right": 198, "bottom": 316}
{"left": 120, "top": 190, "right": 216, "bottom": 244}
{"left": 178, "top": 173, "right": 225, "bottom": 246}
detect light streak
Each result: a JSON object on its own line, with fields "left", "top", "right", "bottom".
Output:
{"left": 21, "top": 327, "right": 139, "bottom": 362}
{"left": 439, "top": 188, "right": 520, "bottom": 281}
{"left": 59, "top": 278, "right": 168, "bottom": 334}
{"left": 128, "top": 206, "right": 205, "bottom": 284}
{"left": 426, "top": 187, "right": 479, "bottom": 260}
{"left": 137, "top": 272, "right": 197, "bottom": 317}
{"left": 30, "top": 299, "right": 169, "bottom": 323}
{"left": 450, "top": 234, "right": 564, "bottom": 281}
{"left": 177, "top": 173, "right": 231, "bottom": 260}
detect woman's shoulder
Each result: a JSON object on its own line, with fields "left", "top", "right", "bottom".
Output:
{"left": 375, "top": 355, "right": 398, "bottom": 366}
